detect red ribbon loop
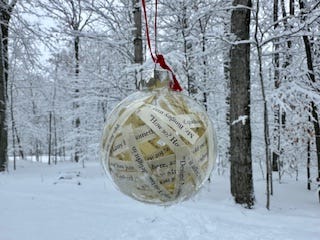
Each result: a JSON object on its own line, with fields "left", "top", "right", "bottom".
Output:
{"left": 141, "top": 0, "right": 183, "bottom": 92}
{"left": 155, "top": 54, "right": 182, "bottom": 92}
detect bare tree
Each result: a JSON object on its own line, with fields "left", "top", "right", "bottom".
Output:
{"left": 38, "top": 0, "right": 94, "bottom": 163}
{"left": 272, "top": 0, "right": 294, "bottom": 176}
{"left": 254, "top": 0, "right": 273, "bottom": 209}
{"left": 229, "top": 0, "right": 254, "bottom": 208}
{"left": 9, "top": 55, "right": 24, "bottom": 170}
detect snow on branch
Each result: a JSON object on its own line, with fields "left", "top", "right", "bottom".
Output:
{"left": 232, "top": 115, "right": 248, "bottom": 126}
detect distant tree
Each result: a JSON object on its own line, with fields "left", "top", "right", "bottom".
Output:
{"left": 159, "top": 0, "right": 232, "bottom": 170}
{"left": 160, "top": 0, "right": 210, "bottom": 102}
{"left": 272, "top": 0, "right": 294, "bottom": 177}
{"left": 0, "top": 0, "right": 17, "bottom": 171}
{"left": 37, "top": 0, "right": 94, "bottom": 163}
{"left": 87, "top": 0, "right": 138, "bottom": 91}
{"left": 254, "top": 0, "right": 273, "bottom": 209}
{"left": 229, "top": 0, "right": 254, "bottom": 207}
{"left": 272, "top": 0, "right": 281, "bottom": 173}
{"left": 132, "top": 0, "right": 143, "bottom": 89}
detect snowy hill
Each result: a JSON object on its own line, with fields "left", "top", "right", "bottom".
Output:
{"left": 0, "top": 160, "right": 319, "bottom": 240}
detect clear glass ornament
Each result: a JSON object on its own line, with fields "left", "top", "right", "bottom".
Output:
{"left": 101, "top": 69, "right": 217, "bottom": 205}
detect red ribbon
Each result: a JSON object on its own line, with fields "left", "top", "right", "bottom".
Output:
{"left": 155, "top": 54, "right": 183, "bottom": 91}
{"left": 141, "top": 0, "right": 183, "bottom": 92}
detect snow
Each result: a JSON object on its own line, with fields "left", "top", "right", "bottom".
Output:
{"left": 231, "top": 115, "right": 248, "bottom": 126}
{"left": 0, "top": 160, "right": 319, "bottom": 240}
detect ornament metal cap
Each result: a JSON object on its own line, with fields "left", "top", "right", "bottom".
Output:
{"left": 140, "top": 68, "right": 171, "bottom": 91}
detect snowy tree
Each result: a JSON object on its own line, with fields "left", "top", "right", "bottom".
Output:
{"left": 37, "top": 0, "right": 95, "bottom": 163}
{"left": 229, "top": 0, "right": 254, "bottom": 207}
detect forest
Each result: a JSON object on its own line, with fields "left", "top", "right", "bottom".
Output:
{"left": 0, "top": 0, "right": 320, "bottom": 209}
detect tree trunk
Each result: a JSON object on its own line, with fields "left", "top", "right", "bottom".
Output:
{"left": 299, "top": 0, "right": 320, "bottom": 187}
{"left": 0, "top": 1, "right": 16, "bottom": 171}
{"left": 181, "top": 5, "right": 196, "bottom": 99}
{"left": 74, "top": 35, "right": 80, "bottom": 163}
{"left": 272, "top": 0, "right": 280, "bottom": 173}
{"left": 0, "top": 24, "right": 7, "bottom": 171}
{"left": 199, "top": 18, "right": 209, "bottom": 110}
{"left": 255, "top": 0, "right": 272, "bottom": 209}
{"left": 281, "top": 0, "right": 292, "bottom": 66}
{"left": 48, "top": 111, "right": 52, "bottom": 165}
{"left": 289, "top": 0, "right": 294, "bottom": 16}
{"left": 14, "top": 126, "right": 24, "bottom": 159}
{"left": 54, "top": 116, "right": 58, "bottom": 164}
{"left": 53, "top": 61, "right": 58, "bottom": 164}
{"left": 133, "top": 0, "right": 143, "bottom": 65}
{"left": 307, "top": 133, "right": 311, "bottom": 190}
{"left": 133, "top": 0, "right": 143, "bottom": 89}
{"left": 10, "top": 74, "right": 16, "bottom": 170}
{"left": 223, "top": 16, "right": 231, "bottom": 167}
{"left": 230, "top": 0, "right": 254, "bottom": 208}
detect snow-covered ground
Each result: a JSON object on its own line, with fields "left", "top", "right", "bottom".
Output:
{"left": 1, "top": 160, "right": 319, "bottom": 240}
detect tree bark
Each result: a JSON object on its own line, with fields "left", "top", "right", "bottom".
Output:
{"left": 272, "top": 0, "right": 281, "bottom": 172}
{"left": 199, "top": 17, "right": 209, "bottom": 110}
{"left": 0, "top": 1, "right": 17, "bottom": 171}
{"left": 280, "top": 0, "right": 293, "bottom": 71}
{"left": 132, "top": 0, "right": 143, "bottom": 89}
{"left": 0, "top": 22, "right": 7, "bottom": 171}
{"left": 299, "top": 0, "right": 320, "bottom": 185}
{"left": 180, "top": 5, "right": 196, "bottom": 99}
{"left": 230, "top": 0, "right": 254, "bottom": 208}
{"left": 133, "top": 0, "right": 143, "bottom": 65}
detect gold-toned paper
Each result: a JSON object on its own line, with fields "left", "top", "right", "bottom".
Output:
{"left": 101, "top": 70, "right": 217, "bottom": 205}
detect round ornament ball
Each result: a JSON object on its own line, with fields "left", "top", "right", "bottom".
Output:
{"left": 101, "top": 70, "right": 217, "bottom": 205}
